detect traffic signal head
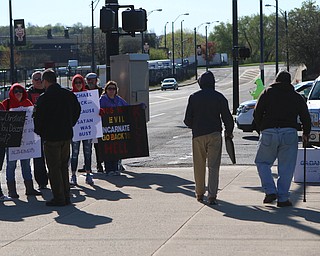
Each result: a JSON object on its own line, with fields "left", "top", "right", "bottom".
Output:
{"left": 122, "top": 8, "right": 147, "bottom": 33}
{"left": 100, "top": 7, "right": 116, "bottom": 32}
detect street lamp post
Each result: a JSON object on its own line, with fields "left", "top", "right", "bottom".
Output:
{"left": 9, "top": 0, "right": 15, "bottom": 84}
{"left": 181, "top": 20, "right": 184, "bottom": 68}
{"left": 172, "top": 13, "right": 189, "bottom": 76}
{"left": 141, "top": 9, "right": 162, "bottom": 53}
{"left": 194, "top": 22, "right": 210, "bottom": 80}
{"left": 266, "top": 2, "right": 289, "bottom": 72}
{"left": 164, "top": 21, "right": 169, "bottom": 49}
{"left": 260, "top": 0, "right": 264, "bottom": 84}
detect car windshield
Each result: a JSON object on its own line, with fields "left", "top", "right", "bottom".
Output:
{"left": 308, "top": 81, "right": 320, "bottom": 100}
{"left": 164, "top": 79, "right": 174, "bottom": 83}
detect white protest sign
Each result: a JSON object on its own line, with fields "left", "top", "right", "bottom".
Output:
{"left": 8, "top": 106, "right": 41, "bottom": 161}
{"left": 73, "top": 89, "right": 103, "bottom": 142}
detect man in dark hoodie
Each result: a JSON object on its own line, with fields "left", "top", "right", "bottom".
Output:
{"left": 253, "top": 70, "right": 311, "bottom": 207}
{"left": 184, "top": 71, "right": 234, "bottom": 205}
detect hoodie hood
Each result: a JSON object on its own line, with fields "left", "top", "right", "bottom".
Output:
{"left": 3, "top": 83, "right": 33, "bottom": 109}
{"left": 72, "top": 74, "right": 87, "bottom": 92}
{"left": 198, "top": 71, "right": 215, "bottom": 89}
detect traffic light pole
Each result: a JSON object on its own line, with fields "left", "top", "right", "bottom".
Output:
{"left": 232, "top": 0, "right": 239, "bottom": 115}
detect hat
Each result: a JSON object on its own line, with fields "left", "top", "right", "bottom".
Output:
{"left": 276, "top": 70, "right": 291, "bottom": 84}
{"left": 198, "top": 71, "right": 215, "bottom": 89}
{"left": 85, "top": 72, "right": 98, "bottom": 79}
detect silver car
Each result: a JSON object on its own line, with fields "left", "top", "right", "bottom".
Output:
{"left": 161, "top": 78, "right": 178, "bottom": 90}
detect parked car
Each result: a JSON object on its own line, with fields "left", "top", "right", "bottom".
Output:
{"left": 235, "top": 80, "right": 314, "bottom": 133}
{"left": 161, "top": 78, "right": 178, "bottom": 90}
{"left": 306, "top": 76, "right": 320, "bottom": 146}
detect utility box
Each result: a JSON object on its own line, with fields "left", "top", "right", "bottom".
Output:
{"left": 110, "top": 54, "right": 150, "bottom": 121}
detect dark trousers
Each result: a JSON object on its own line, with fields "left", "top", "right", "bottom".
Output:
{"left": 33, "top": 140, "right": 48, "bottom": 187}
{"left": 33, "top": 156, "right": 48, "bottom": 187}
{"left": 94, "top": 143, "right": 103, "bottom": 168}
{"left": 0, "top": 147, "right": 5, "bottom": 196}
{"left": 44, "top": 140, "right": 70, "bottom": 203}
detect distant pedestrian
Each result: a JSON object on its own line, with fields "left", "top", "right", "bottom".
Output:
{"left": 70, "top": 74, "right": 93, "bottom": 185}
{"left": 0, "top": 102, "right": 12, "bottom": 201}
{"left": 99, "top": 80, "right": 128, "bottom": 176}
{"left": 184, "top": 71, "right": 234, "bottom": 205}
{"left": 33, "top": 69, "right": 81, "bottom": 206}
{"left": 253, "top": 71, "right": 311, "bottom": 207}
{"left": 3, "top": 83, "right": 42, "bottom": 198}
{"left": 27, "top": 71, "right": 48, "bottom": 189}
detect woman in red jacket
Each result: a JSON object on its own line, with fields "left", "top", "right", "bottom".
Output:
{"left": 3, "top": 83, "right": 41, "bottom": 198}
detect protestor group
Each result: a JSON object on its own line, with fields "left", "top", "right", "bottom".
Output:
{"left": 0, "top": 69, "right": 129, "bottom": 206}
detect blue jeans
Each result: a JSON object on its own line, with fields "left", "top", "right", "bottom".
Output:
{"left": 6, "top": 157, "right": 33, "bottom": 182}
{"left": 71, "top": 139, "right": 92, "bottom": 173}
{"left": 254, "top": 128, "right": 298, "bottom": 202}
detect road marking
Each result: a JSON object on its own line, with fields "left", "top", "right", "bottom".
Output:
{"left": 150, "top": 113, "right": 165, "bottom": 119}
{"left": 150, "top": 96, "right": 188, "bottom": 105}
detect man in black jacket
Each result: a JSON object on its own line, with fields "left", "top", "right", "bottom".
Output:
{"left": 33, "top": 69, "right": 81, "bottom": 206}
{"left": 253, "top": 70, "right": 311, "bottom": 207}
{"left": 184, "top": 71, "right": 234, "bottom": 205}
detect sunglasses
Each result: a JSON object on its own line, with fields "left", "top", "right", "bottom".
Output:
{"left": 107, "top": 87, "right": 116, "bottom": 91}
{"left": 74, "top": 81, "right": 82, "bottom": 85}
{"left": 33, "top": 77, "right": 41, "bottom": 81}
{"left": 14, "top": 89, "right": 24, "bottom": 94}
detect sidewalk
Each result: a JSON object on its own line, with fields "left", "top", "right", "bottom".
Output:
{"left": 0, "top": 165, "right": 319, "bottom": 256}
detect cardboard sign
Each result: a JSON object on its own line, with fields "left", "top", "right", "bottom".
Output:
{"left": 72, "top": 89, "right": 103, "bottom": 142}
{"left": 294, "top": 148, "right": 320, "bottom": 183}
{"left": 98, "top": 105, "right": 149, "bottom": 160}
{"left": 0, "top": 111, "right": 26, "bottom": 147}
{"left": 8, "top": 106, "right": 41, "bottom": 161}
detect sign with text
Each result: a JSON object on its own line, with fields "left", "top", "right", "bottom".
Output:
{"left": 8, "top": 106, "right": 41, "bottom": 161}
{"left": 0, "top": 111, "right": 26, "bottom": 147}
{"left": 98, "top": 105, "right": 149, "bottom": 160}
{"left": 73, "top": 89, "right": 103, "bottom": 142}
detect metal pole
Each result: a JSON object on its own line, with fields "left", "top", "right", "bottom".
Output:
{"left": 91, "top": 0, "right": 95, "bottom": 73}
{"left": 181, "top": 20, "right": 184, "bottom": 67}
{"left": 194, "top": 27, "right": 198, "bottom": 80}
{"left": 232, "top": 0, "right": 239, "bottom": 115}
{"left": 9, "top": 0, "right": 15, "bottom": 84}
{"left": 164, "top": 22, "right": 168, "bottom": 49}
{"left": 172, "top": 21, "right": 175, "bottom": 76}
{"left": 275, "top": 0, "right": 279, "bottom": 75}
{"left": 205, "top": 25, "right": 208, "bottom": 71}
{"left": 260, "top": 0, "right": 264, "bottom": 84}
{"left": 285, "top": 11, "right": 289, "bottom": 72}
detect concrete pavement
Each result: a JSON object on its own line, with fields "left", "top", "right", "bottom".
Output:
{"left": 0, "top": 165, "right": 319, "bottom": 256}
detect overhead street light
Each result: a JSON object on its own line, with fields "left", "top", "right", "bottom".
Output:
{"left": 194, "top": 22, "right": 210, "bottom": 80}
{"left": 205, "top": 21, "right": 219, "bottom": 71}
{"left": 164, "top": 21, "right": 169, "bottom": 50}
{"left": 266, "top": 1, "right": 289, "bottom": 72}
{"left": 172, "top": 13, "right": 189, "bottom": 76}
{"left": 141, "top": 8, "right": 162, "bottom": 53}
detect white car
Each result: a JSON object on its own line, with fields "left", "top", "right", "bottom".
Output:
{"left": 307, "top": 76, "right": 320, "bottom": 145}
{"left": 161, "top": 78, "right": 178, "bottom": 90}
{"left": 235, "top": 80, "right": 314, "bottom": 133}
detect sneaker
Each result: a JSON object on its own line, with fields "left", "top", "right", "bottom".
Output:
{"left": 208, "top": 197, "right": 218, "bottom": 205}
{"left": 85, "top": 174, "right": 94, "bottom": 185}
{"left": 114, "top": 171, "right": 121, "bottom": 176}
{"left": 0, "top": 195, "right": 12, "bottom": 201}
{"left": 70, "top": 175, "right": 77, "bottom": 186}
{"left": 196, "top": 194, "right": 204, "bottom": 203}
{"left": 277, "top": 200, "right": 293, "bottom": 207}
{"left": 263, "top": 193, "right": 277, "bottom": 204}
{"left": 107, "top": 171, "right": 115, "bottom": 176}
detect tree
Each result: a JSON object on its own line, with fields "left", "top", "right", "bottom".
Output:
{"left": 288, "top": 0, "right": 320, "bottom": 79}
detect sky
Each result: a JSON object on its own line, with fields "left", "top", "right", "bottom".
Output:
{"left": 1, "top": 0, "right": 319, "bottom": 35}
